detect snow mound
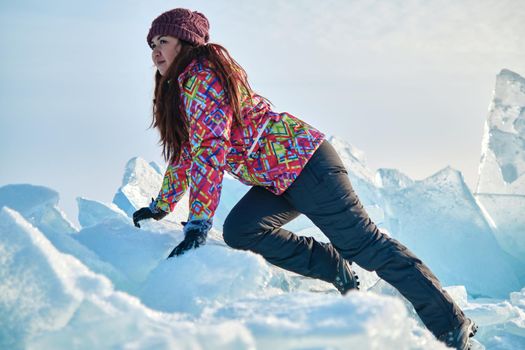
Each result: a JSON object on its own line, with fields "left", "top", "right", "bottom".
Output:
{"left": 112, "top": 157, "right": 191, "bottom": 225}
{"left": 0, "top": 186, "right": 129, "bottom": 290}
{"left": 465, "top": 287, "right": 525, "bottom": 349}
{"left": 0, "top": 183, "right": 77, "bottom": 234}
{"left": 77, "top": 197, "right": 130, "bottom": 228}
{"left": 72, "top": 221, "right": 176, "bottom": 288}
{"left": 380, "top": 166, "right": 522, "bottom": 298}
{"left": 209, "top": 291, "right": 448, "bottom": 349}
{"left": 0, "top": 207, "right": 84, "bottom": 348}
{"left": 0, "top": 206, "right": 454, "bottom": 350}
{"left": 0, "top": 207, "right": 254, "bottom": 350}
{"left": 139, "top": 244, "right": 286, "bottom": 314}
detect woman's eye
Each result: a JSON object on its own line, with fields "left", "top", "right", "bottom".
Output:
{"left": 160, "top": 39, "right": 167, "bottom": 44}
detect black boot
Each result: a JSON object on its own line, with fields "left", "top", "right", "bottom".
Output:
{"left": 437, "top": 318, "right": 478, "bottom": 350}
{"left": 332, "top": 258, "right": 359, "bottom": 294}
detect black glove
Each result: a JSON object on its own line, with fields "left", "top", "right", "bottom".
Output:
{"left": 132, "top": 198, "right": 168, "bottom": 228}
{"left": 167, "top": 219, "right": 212, "bottom": 258}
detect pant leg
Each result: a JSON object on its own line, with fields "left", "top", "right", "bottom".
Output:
{"left": 223, "top": 186, "right": 341, "bottom": 282}
{"left": 282, "top": 139, "right": 465, "bottom": 337}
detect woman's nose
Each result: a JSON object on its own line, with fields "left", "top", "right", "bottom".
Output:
{"left": 152, "top": 47, "right": 160, "bottom": 58}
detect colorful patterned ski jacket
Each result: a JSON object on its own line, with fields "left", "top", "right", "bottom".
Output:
{"left": 152, "top": 58, "right": 325, "bottom": 222}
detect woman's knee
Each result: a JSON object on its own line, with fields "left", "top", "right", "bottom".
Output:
{"left": 222, "top": 214, "right": 248, "bottom": 249}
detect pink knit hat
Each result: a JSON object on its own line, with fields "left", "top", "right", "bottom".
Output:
{"left": 147, "top": 8, "right": 210, "bottom": 47}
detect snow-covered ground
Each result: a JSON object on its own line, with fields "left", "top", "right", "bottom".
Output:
{"left": 0, "top": 183, "right": 523, "bottom": 350}
{"left": 1, "top": 69, "right": 524, "bottom": 349}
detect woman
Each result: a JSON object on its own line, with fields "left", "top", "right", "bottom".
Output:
{"left": 132, "top": 8, "right": 476, "bottom": 350}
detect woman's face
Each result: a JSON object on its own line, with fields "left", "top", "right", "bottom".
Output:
{"left": 150, "top": 35, "right": 182, "bottom": 76}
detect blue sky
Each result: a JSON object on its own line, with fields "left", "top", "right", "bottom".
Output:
{"left": 1, "top": 0, "right": 524, "bottom": 224}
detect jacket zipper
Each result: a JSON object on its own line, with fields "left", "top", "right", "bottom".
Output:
{"left": 233, "top": 118, "right": 271, "bottom": 175}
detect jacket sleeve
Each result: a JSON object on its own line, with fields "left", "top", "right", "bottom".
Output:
{"left": 181, "top": 68, "right": 232, "bottom": 221}
{"left": 153, "top": 149, "right": 191, "bottom": 214}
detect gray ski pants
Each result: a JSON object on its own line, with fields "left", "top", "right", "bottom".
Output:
{"left": 223, "top": 139, "right": 465, "bottom": 337}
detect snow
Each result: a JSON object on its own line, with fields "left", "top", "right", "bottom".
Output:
{"left": 1, "top": 171, "right": 524, "bottom": 349}
{"left": 139, "top": 244, "right": 282, "bottom": 314}
{"left": 73, "top": 220, "right": 176, "bottom": 289}
{"left": 0, "top": 207, "right": 253, "bottom": 350}
{"left": 0, "top": 207, "right": 82, "bottom": 348}
{"left": 0, "top": 184, "right": 77, "bottom": 234}
{"left": 1, "top": 206, "right": 450, "bottom": 349}
{"left": 2, "top": 70, "right": 525, "bottom": 348}
{"left": 208, "top": 292, "right": 447, "bottom": 350}
{"left": 0, "top": 185, "right": 129, "bottom": 290}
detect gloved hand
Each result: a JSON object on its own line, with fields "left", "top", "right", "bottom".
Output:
{"left": 133, "top": 198, "right": 168, "bottom": 228}
{"left": 167, "top": 219, "right": 213, "bottom": 258}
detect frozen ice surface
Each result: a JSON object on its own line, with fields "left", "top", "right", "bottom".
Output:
{"left": 0, "top": 207, "right": 254, "bottom": 350}
{"left": 329, "top": 135, "right": 376, "bottom": 184}
{"left": 464, "top": 287, "right": 525, "bottom": 349}
{"left": 77, "top": 196, "right": 130, "bottom": 228}
{"left": 0, "top": 185, "right": 129, "bottom": 289}
{"left": 445, "top": 285, "right": 469, "bottom": 308}
{"left": 149, "top": 160, "right": 164, "bottom": 175}
{"left": 208, "top": 291, "right": 448, "bottom": 349}
{"left": 376, "top": 168, "right": 415, "bottom": 190}
{"left": 0, "top": 183, "right": 77, "bottom": 234}
{"left": 330, "top": 135, "right": 385, "bottom": 217}
{"left": 475, "top": 69, "right": 525, "bottom": 267}
{"left": 112, "top": 157, "right": 167, "bottom": 216}
{"left": 474, "top": 193, "right": 525, "bottom": 268}
{"left": 326, "top": 137, "right": 521, "bottom": 299}
{"left": 3, "top": 69, "right": 525, "bottom": 347}
{"left": 0, "top": 207, "right": 83, "bottom": 348}
{"left": 139, "top": 244, "right": 284, "bottom": 314}
{"left": 477, "top": 69, "right": 525, "bottom": 195}
{"left": 0, "top": 206, "right": 452, "bottom": 350}
{"left": 72, "top": 220, "right": 176, "bottom": 288}
{"left": 112, "top": 156, "right": 191, "bottom": 225}
{"left": 1, "top": 185, "right": 524, "bottom": 348}
{"left": 377, "top": 166, "right": 522, "bottom": 298}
